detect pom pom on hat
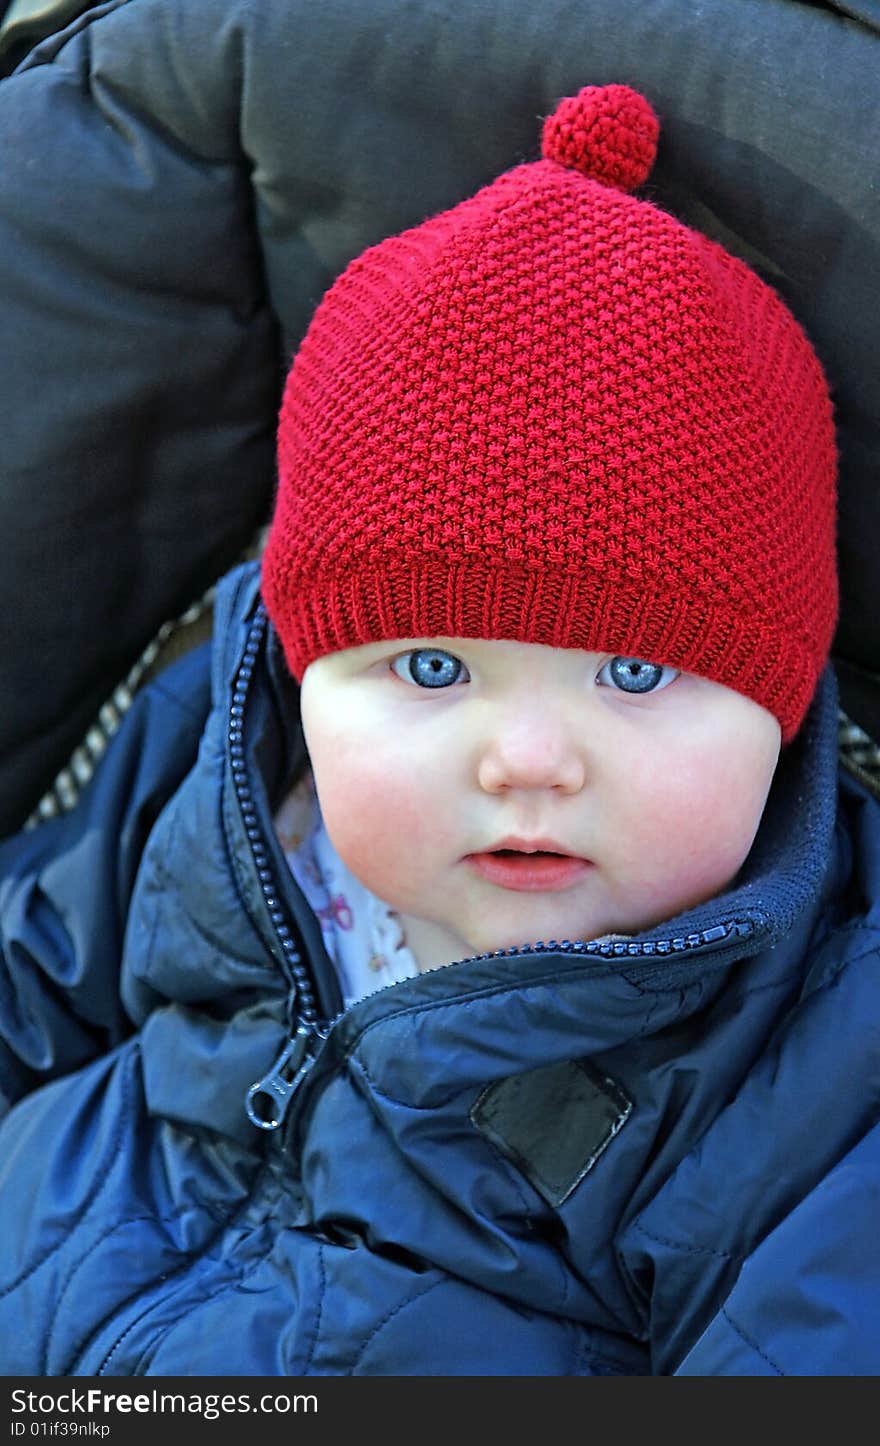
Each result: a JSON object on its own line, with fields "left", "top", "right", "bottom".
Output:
{"left": 541, "top": 84, "right": 659, "bottom": 192}
{"left": 263, "top": 83, "right": 838, "bottom": 743}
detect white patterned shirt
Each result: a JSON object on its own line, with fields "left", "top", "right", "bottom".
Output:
{"left": 275, "top": 770, "right": 421, "bottom": 1007}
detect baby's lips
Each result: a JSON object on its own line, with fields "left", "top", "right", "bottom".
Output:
{"left": 464, "top": 850, "right": 594, "bottom": 892}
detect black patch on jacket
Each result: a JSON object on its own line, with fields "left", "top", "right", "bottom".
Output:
{"left": 470, "top": 1060, "right": 633, "bottom": 1207}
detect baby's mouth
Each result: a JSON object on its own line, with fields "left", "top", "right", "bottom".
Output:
{"left": 465, "top": 844, "right": 593, "bottom": 892}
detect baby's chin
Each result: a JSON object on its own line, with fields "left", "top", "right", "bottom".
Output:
{"left": 398, "top": 906, "right": 624, "bottom": 973}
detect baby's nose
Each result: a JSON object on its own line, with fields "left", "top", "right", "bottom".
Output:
{"left": 477, "top": 713, "right": 586, "bottom": 794}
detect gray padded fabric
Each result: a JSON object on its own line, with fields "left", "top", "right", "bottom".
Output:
{"left": 1, "top": 0, "right": 878, "bottom": 831}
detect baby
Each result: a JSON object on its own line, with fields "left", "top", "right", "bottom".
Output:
{"left": 1, "top": 86, "right": 877, "bottom": 1379}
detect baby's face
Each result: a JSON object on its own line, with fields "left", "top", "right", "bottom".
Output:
{"left": 299, "top": 638, "right": 781, "bottom": 972}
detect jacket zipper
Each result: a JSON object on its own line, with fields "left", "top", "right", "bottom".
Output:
{"left": 227, "top": 603, "right": 328, "bottom": 1129}
{"left": 246, "top": 1020, "right": 324, "bottom": 1129}
{"left": 233, "top": 604, "right": 757, "bottom": 1132}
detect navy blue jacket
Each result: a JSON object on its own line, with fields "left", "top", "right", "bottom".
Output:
{"left": 1, "top": 562, "right": 879, "bottom": 1376}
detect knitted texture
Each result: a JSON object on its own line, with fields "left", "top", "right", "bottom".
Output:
{"left": 262, "top": 84, "right": 838, "bottom": 741}
{"left": 541, "top": 83, "right": 659, "bottom": 191}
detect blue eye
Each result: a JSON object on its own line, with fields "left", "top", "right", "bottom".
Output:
{"left": 391, "top": 649, "right": 470, "bottom": 689}
{"left": 598, "top": 656, "right": 679, "bottom": 694}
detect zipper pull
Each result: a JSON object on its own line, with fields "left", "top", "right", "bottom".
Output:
{"left": 246, "top": 1021, "right": 319, "bottom": 1131}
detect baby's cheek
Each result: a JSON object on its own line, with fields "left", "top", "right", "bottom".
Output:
{"left": 629, "top": 749, "right": 773, "bottom": 912}
{"left": 313, "top": 754, "right": 441, "bottom": 908}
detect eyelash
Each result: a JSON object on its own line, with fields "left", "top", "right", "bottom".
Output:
{"left": 389, "top": 649, "right": 679, "bottom": 694}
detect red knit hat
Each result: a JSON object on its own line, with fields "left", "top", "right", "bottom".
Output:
{"left": 262, "top": 84, "right": 837, "bottom": 741}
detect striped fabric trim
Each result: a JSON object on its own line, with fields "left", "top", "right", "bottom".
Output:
{"left": 25, "top": 587, "right": 217, "bottom": 830}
